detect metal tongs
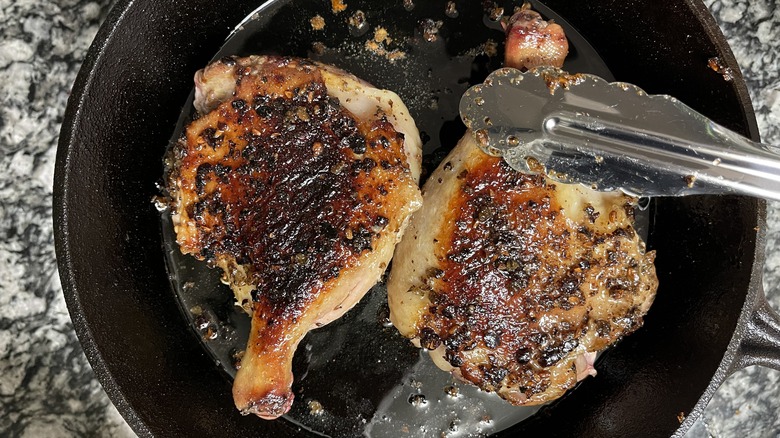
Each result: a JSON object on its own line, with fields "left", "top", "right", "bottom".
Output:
{"left": 459, "top": 67, "right": 780, "bottom": 199}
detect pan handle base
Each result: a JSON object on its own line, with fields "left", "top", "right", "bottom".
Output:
{"left": 733, "top": 286, "right": 780, "bottom": 371}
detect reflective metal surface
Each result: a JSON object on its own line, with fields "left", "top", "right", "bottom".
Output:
{"left": 461, "top": 67, "right": 780, "bottom": 199}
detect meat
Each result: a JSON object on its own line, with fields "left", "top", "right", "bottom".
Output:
{"left": 387, "top": 135, "right": 657, "bottom": 405}
{"left": 503, "top": 3, "right": 568, "bottom": 70}
{"left": 387, "top": 7, "right": 658, "bottom": 406}
{"left": 166, "top": 55, "right": 422, "bottom": 418}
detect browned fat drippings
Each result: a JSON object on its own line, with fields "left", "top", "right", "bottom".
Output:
{"left": 540, "top": 69, "right": 586, "bottom": 94}
{"left": 348, "top": 10, "right": 369, "bottom": 36}
{"left": 445, "top": 1, "right": 459, "bottom": 18}
{"left": 331, "top": 0, "right": 347, "bottom": 14}
{"left": 310, "top": 15, "right": 325, "bottom": 31}
{"left": 174, "top": 58, "right": 409, "bottom": 318}
{"left": 708, "top": 57, "right": 734, "bottom": 81}
{"left": 365, "top": 27, "right": 407, "bottom": 62}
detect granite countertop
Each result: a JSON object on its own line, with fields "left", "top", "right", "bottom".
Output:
{"left": 1, "top": 0, "right": 778, "bottom": 436}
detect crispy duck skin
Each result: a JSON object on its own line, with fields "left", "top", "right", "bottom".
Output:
{"left": 167, "top": 56, "right": 422, "bottom": 419}
{"left": 387, "top": 7, "right": 658, "bottom": 406}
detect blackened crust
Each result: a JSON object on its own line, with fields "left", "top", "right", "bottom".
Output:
{"left": 415, "top": 156, "right": 657, "bottom": 403}
{"left": 170, "top": 57, "right": 411, "bottom": 318}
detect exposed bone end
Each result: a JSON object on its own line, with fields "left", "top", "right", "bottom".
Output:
{"left": 232, "top": 343, "right": 296, "bottom": 420}
{"left": 504, "top": 8, "right": 569, "bottom": 70}
{"left": 235, "top": 387, "right": 294, "bottom": 420}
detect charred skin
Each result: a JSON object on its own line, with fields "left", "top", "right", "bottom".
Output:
{"left": 168, "top": 56, "right": 422, "bottom": 418}
{"left": 389, "top": 135, "right": 657, "bottom": 405}
{"left": 387, "top": 7, "right": 658, "bottom": 406}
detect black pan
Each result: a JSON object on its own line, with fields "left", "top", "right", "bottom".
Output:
{"left": 54, "top": 0, "right": 780, "bottom": 436}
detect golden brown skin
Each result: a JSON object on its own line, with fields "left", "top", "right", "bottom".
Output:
{"left": 167, "top": 56, "right": 421, "bottom": 418}
{"left": 388, "top": 7, "right": 658, "bottom": 406}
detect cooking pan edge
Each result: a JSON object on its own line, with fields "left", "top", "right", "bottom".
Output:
{"left": 54, "top": 0, "right": 152, "bottom": 436}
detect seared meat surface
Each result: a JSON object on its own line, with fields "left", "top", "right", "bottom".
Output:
{"left": 387, "top": 6, "right": 658, "bottom": 406}
{"left": 167, "top": 56, "right": 422, "bottom": 419}
{"left": 388, "top": 135, "right": 657, "bottom": 405}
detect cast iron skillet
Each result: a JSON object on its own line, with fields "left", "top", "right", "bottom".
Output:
{"left": 54, "top": 0, "right": 780, "bottom": 436}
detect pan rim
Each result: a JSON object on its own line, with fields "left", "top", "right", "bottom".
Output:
{"left": 665, "top": 2, "right": 766, "bottom": 435}
{"left": 53, "top": 0, "right": 154, "bottom": 435}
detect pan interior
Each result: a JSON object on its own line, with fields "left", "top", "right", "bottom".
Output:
{"left": 160, "top": 1, "right": 626, "bottom": 436}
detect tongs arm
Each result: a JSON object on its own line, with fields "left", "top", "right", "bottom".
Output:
{"left": 539, "top": 109, "right": 780, "bottom": 199}
{"left": 460, "top": 67, "right": 780, "bottom": 200}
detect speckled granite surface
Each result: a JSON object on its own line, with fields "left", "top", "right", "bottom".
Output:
{"left": 0, "top": 0, "right": 778, "bottom": 436}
